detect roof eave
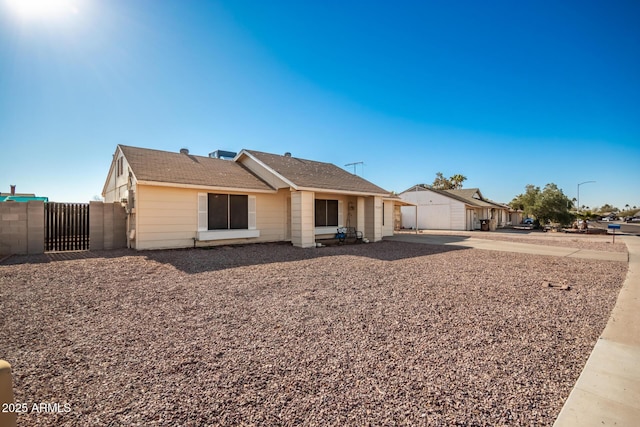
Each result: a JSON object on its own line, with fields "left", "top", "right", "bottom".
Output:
{"left": 136, "top": 180, "right": 277, "bottom": 194}
{"left": 295, "top": 186, "right": 389, "bottom": 197}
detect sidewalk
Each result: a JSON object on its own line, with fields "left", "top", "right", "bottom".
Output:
{"left": 386, "top": 232, "right": 639, "bottom": 425}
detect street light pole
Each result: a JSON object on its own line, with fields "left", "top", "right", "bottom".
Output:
{"left": 577, "top": 181, "right": 596, "bottom": 212}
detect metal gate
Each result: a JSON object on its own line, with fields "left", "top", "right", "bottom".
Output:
{"left": 45, "top": 202, "right": 90, "bottom": 252}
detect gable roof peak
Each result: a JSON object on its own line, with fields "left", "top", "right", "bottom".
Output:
{"left": 239, "top": 149, "right": 390, "bottom": 195}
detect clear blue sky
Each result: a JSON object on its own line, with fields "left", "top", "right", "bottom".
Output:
{"left": 1, "top": 0, "right": 638, "bottom": 210}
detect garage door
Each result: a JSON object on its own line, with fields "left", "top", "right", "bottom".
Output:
{"left": 420, "top": 205, "right": 451, "bottom": 229}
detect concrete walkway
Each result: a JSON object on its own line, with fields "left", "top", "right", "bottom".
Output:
{"left": 385, "top": 233, "right": 628, "bottom": 262}
{"left": 386, "top": 232, "right": 639, "bottom": 426}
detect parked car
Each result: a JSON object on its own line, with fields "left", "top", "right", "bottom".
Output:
{"left": 626, "top": 216, "right": 640, "bottom": 223}
{"left": 523, "top": 218, "right": 534, "bottom": 225}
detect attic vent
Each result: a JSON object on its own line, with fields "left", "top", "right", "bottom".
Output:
{"left": 284, "top": 152, "right": 292, "bottom": 157}
{"left": 180, "top": 148, "right": 189, "bottom": 155}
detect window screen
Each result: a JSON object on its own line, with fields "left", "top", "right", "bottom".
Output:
{"left": 315, "top": 199, "right": 327, "bottom": 227}
{"left": 326, "top": 200, "right": 338, "bottom": 226}
{"left": 229, "top": 195, "right": 248, "bottom": 229}
{"left": 315, "top": 199, "right": 339, "bottom": 227}
{"left": 207, "top": 193, "right": 248, "bottom": 230}
{"left": 208, "top": 194, "right": 228, "bottom": 230}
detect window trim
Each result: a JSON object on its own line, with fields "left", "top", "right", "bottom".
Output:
{"left": 197, "top": 229, "right": 260, "bottom": 241}
{"left": 314, "top": 198, "right": 344, "bottom": 231}
{"left": 197, "top": 192, "right": 257, "bottom": 235}
{"left": 315, "top": 199, "right": 341, "bottom": 227}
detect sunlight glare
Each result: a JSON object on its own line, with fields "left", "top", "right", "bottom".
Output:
{"left": 4, "top": 0, "right": 79, "bottom": 20}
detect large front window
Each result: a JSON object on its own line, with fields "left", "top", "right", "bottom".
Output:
{"left": 315, "top": 199, "right": 338, "bottom": 227}
{"left": 208, "top": 194, "right": 249, "bottom": 230}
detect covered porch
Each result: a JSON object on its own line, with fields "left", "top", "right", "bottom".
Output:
{"left": 289, "top": 190, "right": 392, "bottom": 248}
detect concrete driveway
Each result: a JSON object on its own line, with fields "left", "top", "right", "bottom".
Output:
{"left": 385, "top": 233, "right": 628, "bottom": 262}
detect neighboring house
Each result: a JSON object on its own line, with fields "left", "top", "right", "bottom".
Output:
{"left": 506, "top": 205, "right": 524, "bottom": 226}
{"left": 102, "top": 145, "right": 401, "bottom": 250}
{"left": 0, "top": 185, "right": 48, "bottom": 202}
{"left": 399, "top": 185, "right": 510, "bottom": 231}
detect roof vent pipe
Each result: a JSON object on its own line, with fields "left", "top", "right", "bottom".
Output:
{"left": 284, "top": 152, "right": 292, "bottom": 157}
{"left": 180, "top": 148, "right": 189, "bottom": 155}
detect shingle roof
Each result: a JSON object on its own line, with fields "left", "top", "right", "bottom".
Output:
{"left": 119, "top": 145, "right": 274, "bottom": 191}
{"left": 441, "top": 188, "right": 498, "bottom": 208}
{"left": 401, "top": 185, "right": 501, "bottom": 208}
{"left": 243, "top": 150, "right": 390, "bottom": 195}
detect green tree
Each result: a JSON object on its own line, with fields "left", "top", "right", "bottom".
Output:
{"left": 450, "top": 174, "right": 467, "bottom": 189}
{"left": 510, "top": 183, "right": 574, "bottom": 225}
{"left": 510, "top": 184, "right": 540, "bottom": 216}
{"left": 597, "top": 203, "right": 617, "bottom": 213}
{"left": 536, "top": 183, "right": 574, "bottom": 225}
{"left": 432, "top": 172, "right": 453, "bottom": 190}
{"left": 432, "top": 172, "right": 467, "bottom": 190}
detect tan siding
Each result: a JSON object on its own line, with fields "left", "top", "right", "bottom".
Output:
{"left": 291, "top": 191, "right": 315, "bottom": 248}
{"left": 104, "top": 147, "right": 134, "bottom": 204}
{"left": 135, "top": 185, "right": 197, "bottom": 249}
{"left": 365, "top": 196, "right": 383, "bottom": 241}
{"left": 255, "top": 189, "right": 288, "bottom": 241}
{"left": 135, "top": 185, "right": 288, "bottom": 250}
{"left": 357, "top": 197, "right": 365, "bottom": 235}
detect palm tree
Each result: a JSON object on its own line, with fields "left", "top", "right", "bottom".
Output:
{"left": 450, "top": 174, "right": 467, "bottom": 190}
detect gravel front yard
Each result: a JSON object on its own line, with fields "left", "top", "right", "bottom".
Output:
{"left": 0, "top": 241, "right": 627, "bottom": 426}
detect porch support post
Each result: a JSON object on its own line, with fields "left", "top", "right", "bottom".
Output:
{"left": 365, "top": 196, "right": 383, "bottom": 242}
{"left": 291, "top": 191, "right": 315, "bottom": 248}
{"left": 356, "top": 197, "right": 365, "bottom": 237}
